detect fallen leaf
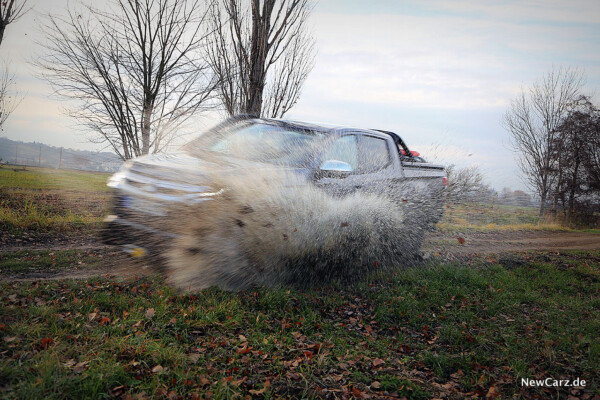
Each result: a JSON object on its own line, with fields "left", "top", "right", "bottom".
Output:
{"left": 371, "top": 381, "right": 381, "bottom": 389}
{"left": 109, "top": 385, "right": 127, "bottom": 397}
{"left": 372, "top": 358, "right": 385, "bottom": 367}
{"left": 99, "top": 317, "right": 111, "bottom": 325}
{"left": 73, "top": 361, "right": 89, "bottom": 373}
{"left": 145, "top": 308, "right": 155, "bottom": 319}
{"left": 477, "top": 374, "right": 486, "bottom": 385}
{"left": 231, "top": 377, "right": 247, "bottom": 387}
{"left": 249, "top": 380, "right": 270, "bottom": 395}
{"left": 151, "top": 365, "right": 164, "bottom": 374}
{"left": 236, "top": 345, "right": 252, "bottom": 354}
{"left": 63, "top": 359, "right": 76, "bottom": 368}
{"left": 286, "top": 371, "right": 301, "bottom": 380}
{"left": 457, "top": 237, "right": 466, "bottom": 245}
{"left": 198, "top": 376, "right": 211, "bottom": 387}
{"left": 486, "top": 385, "right": 500, "bottom": 399}
{"left": 40, "top": 337, "right": 54, "bottom": 349}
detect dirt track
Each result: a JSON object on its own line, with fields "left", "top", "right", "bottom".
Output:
{"left": 424, "top": 230, "right": 600, "bottom": 255}
{"left": 1, "top": 230, "right": 599, "bottom": 281}
{"left": 3, "top": 229, "right": 599, "bottom": 254}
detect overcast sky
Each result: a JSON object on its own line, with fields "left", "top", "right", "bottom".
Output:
{"left": 2, "top": 0, "right": 600, "bottom": 192}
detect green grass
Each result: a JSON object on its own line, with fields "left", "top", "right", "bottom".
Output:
{"left": 0, "top": 249, "right": 109, "bottom": 274}
{"left": 1, "top": 250, "right": 598, "bottom": 399}
{"left": 438, "top": 203, "right": 574, "bottom": 232}
{"left": 0, "top": 166, "right": 111, "bottom": 192}
{"left": 0, "top": 166, "right": 111, "bottom": 234}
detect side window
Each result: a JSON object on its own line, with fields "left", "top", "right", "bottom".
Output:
{"left": 360, "top": 136, "right": 391, "bottom": 173}
{"left": 323, "top": 135, "right": 358, "bottom": 170}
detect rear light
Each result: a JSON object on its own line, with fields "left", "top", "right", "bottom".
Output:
{"left": 442, "top": 177, "right": 448, "bottom": 186}
{"left": 400, "top": 149, "right": 421, "bottom": 157}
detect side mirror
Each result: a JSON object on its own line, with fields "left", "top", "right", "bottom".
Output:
{"left": 318, "top": 159, "right": 353, "bottom": 178}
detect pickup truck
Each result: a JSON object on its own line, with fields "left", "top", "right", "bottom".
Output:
{"left": 101, "top": 116, "right": 446, "bottom": 262}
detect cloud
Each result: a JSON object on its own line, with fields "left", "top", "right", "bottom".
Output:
{"left": 304, "top": 10, "right": 600, "bottom": 113}
{"left": 423, "top": 0, "right": 600, "bottom": 25}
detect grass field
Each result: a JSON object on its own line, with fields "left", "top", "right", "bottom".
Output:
{"left": 0, "top": 166, "right": 111, "bottom": 234}
{"left": 1, "top": 250, "right": 598, "bottom": 399}
{"left": 1, "top": 167, "right": 599, "bottom": 398}
{"left": 1, "top": 165, "right": 586, "bottom": 236}
{"left": 0, "top": 249, "right": 110, "bottom": 274}
{"left": 438, "top": 202, "right": 572, "bottom": 232}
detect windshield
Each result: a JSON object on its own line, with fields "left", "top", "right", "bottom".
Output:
{"left": 186, "top": 121, "right": 324, "bottom": 167}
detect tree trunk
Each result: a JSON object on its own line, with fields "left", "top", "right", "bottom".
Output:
{"left": 246, "top": 0, "right": 274, "bottom": 117}
{"left": 568, "top": 160, "right": 579, "bottom": 216}
{"left": 538, "top": 193, "right": 546, "bottom": 217}
{"left": 141, "top": 99, "right": 153, "bottom": 155}
{"left": 0, "top": 24, "right": 5, "bottom": 47}
{"left": 539, "top": 169, "right": 549, "bottom": 217}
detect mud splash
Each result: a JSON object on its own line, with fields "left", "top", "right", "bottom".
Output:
{"left": 163, "top": 169, "right": 423, "bottom": 292}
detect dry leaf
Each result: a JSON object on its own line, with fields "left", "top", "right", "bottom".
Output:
{"left": 151, "top": 365, "right": 164, "bottom": 374}
{"left": 372, "top": 358, "right": 385, "bottom": 367}
{"left": 73, "top": 361, "right": 89, "bottom": 373}
{"left": 40, "top": 337, "right": 54, "bottom": 349}
{"left": 249, "top": 380, "right": 270, "bottom": 395}
{"left": 486, "top": 385, "right": 500, "bottom": 399}
{"left": 63, "top": 359, "right": 76, "bottom": 368}
{"left": 145, "top": 308, "right": 155, "bottom": 319}
{"left": 198, "top": 376, "right": 211, "bottom": 387}
{"left": 286, "top": 371, "right": 301, "bottom": 380}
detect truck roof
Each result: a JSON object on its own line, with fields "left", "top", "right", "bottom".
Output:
{"left": 251, "top": 117, "right": 417, "bottom": 158}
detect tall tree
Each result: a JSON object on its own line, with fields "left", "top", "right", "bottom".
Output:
{"left": 502, "top": 66, "right": 585, "bottom": 216}
{"left": 554, "top": 95, "right": 600, "bottom": 217}
{"left": 38, "top": 0, "right": 216, "bottom": 160}
{"left": 0, "top": 0, "right": 30, "bottom": 46}
{"left": 208, "top": 0, "right": 315, "bottom": 118}
{"left": 444, "top": 164, "right": 492, "bottom": 204}
{"left": 0, "top": 64, "right": 21, "bottom": 132}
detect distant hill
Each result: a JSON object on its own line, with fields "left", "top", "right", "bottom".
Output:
{"left": 0, "top": 138, "right": 123, "bottom": 172}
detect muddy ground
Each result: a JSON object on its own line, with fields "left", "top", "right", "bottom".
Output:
{"left": 1, "top": 229, "right": 599, "bottom": 281}
{"left": 425, "top": 229, "right": 600, "bottom": 255}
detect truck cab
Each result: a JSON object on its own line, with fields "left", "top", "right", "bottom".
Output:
{"left": 101, "top": 117, "right": 446, "bottom": 258}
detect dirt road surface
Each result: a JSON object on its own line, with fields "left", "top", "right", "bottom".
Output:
{"left": 424, "top": 230, "right": 600, "bottom": 256}
{"left": 1, "top": 230, "right": 599, "bottom": 281}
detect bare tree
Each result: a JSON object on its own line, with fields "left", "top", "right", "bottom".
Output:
{"left": 208, "top": 0, "right": 315, "bottom": 118}
{"left": 0, "top": 64, "right": 21, "bottom": 132}
{"left": 38, "top": 0, "right": 216, "bottom": 160}
{"left": 553, "top": 95, "right": 600, "bottom": 220}
{"left": 444, "top": 164, "right": 492, "bottom": 204}
{"left": 502, "top": 66, "right": 585, "bottom": 216}
{"left": 0, "top": 0, "right": 30, "bottom": 46}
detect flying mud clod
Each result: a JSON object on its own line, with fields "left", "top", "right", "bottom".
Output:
{"left": 163, "top": 170, "right": 423, "bottom": 292}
